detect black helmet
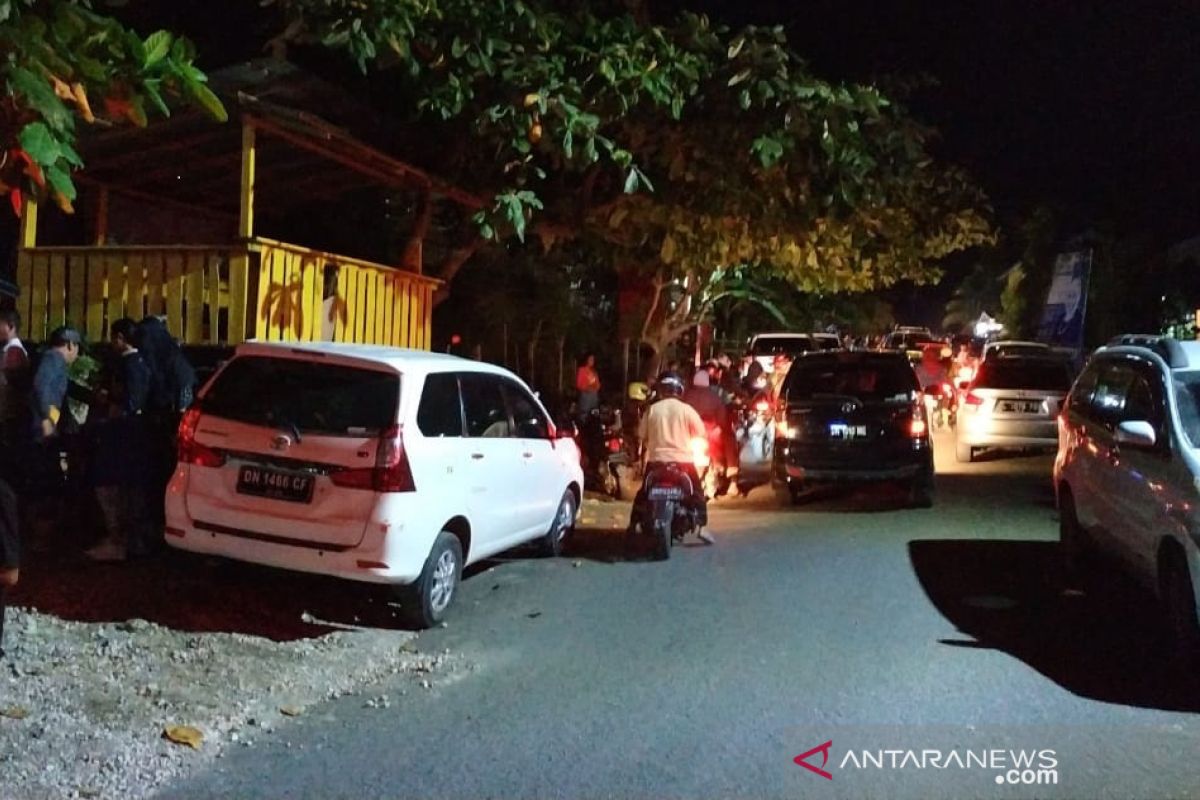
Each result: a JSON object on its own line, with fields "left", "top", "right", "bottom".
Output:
{"left": 655, "top": 371, "right": 685, "bottom": 398}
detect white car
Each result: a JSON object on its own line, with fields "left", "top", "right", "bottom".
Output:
{"left": 165, "top": 342, "right": 584, "bottom": 627}
{"left": 955, "top": 355, "right": 1073, "bottom": 462}
{"left": 1055, "top": 335, "right": 1200, "bottom": 661}
{"left": 746, "top": 332, "right": 815, "bottom": 373}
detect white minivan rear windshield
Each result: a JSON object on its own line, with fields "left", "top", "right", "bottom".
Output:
{"left": 202, "top": 356, "right": 400, "bottom": 436}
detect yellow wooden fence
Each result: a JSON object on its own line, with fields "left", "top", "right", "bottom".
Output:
{"left": 251, "top": 238, "right": 435, "bottom": 349}
{"left": 14, "top": 239, "right": 437, "bottom": 348}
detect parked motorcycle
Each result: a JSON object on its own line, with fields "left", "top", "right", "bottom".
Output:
{"left": 631, "top": 459, "right": 703, "bottom": 560}
{"left": 579, "top": 407, "right": 630, "bottom": 499}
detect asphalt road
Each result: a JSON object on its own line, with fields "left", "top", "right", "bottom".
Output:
{"left": 160, "top": 433, "right": 1200, "bottom": 800}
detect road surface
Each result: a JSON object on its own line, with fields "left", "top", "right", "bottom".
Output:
{"left": 160, "top": 433, "right": 1200, "bottom": 799}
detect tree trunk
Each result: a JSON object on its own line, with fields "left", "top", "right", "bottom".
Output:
{"left": 400, "top": 188, "right": 433, "bottom": 274}
{"left": 526, "top": 319, "right": 544, "bottom": 385}
{"left": 557, "top": 335, "right": 566, "bottom": 394}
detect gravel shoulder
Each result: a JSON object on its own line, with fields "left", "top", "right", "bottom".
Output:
{"left": 0, "top": 549, "right": 454, "bottom": 800}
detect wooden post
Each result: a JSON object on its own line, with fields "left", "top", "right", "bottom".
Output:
{"left": 93, "top": 187, "right": 109, "bottom": 245}
{"left": 238, "top": 121, "right": 256, "bottom": 241}
{"left": 228, "top": 121, "right": 257, "bottom": 343}
{"left": 19, "top": 196, "right": 37, "bottom": 249}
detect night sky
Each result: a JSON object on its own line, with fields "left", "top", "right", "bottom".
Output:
{"left": 687, "top": 0, "right": 1200, "bottom": 240}
{"left": 116, "top": 1, "right": 1200, "bottom": 242}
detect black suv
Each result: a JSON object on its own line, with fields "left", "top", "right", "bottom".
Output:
{"left": 772, "top": 351, "right": 934, "bottom": 507}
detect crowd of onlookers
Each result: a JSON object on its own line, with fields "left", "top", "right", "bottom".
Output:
{"left": 0, "top": 310, "right": 196, "bottom": 658}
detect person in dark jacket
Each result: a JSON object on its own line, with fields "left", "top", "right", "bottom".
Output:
{"left": 25, "top": 326, "right": 81, "bottom": 546}
{"left": 86, "top": 319, "right": 154, "bottom": 561}
{"left": 134, "top": 316, "right": 195, "bottom": 538}
{"left": 0, "top": 477, "right": 18, "bottom": 658}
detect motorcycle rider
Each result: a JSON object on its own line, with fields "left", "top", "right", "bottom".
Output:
{"left": 684, "top": 370, "right": 738, "bottom": 484}
{"left": 632, "top": 373, "right": 714, "bottom": 544}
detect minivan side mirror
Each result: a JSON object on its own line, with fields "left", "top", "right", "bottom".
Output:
{"left": 1115, "top": 420, "right": 1157, "bottom": 448}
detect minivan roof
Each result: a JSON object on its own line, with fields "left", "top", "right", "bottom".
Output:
{"left": 236, "top": 341, "right": 512, "bottom": 376}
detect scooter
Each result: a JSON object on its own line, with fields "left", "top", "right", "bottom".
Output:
{"left": 579, "top": 407, "right": 629, "bottom": 499}
{"left": 631, "top": 455, "right": 704, "bottom": 561}
{"left": 922, "top": 382, "right": 956, "bottom": 430}
{"left": 694, "top": 424, "right": 730, "bottom": 500}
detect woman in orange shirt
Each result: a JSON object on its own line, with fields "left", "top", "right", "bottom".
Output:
{"left": 576, "top": 353, "right": 601, "bottom": 415}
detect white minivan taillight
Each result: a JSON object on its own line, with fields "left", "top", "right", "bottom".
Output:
{"left": 331, "top": 425, "right": 416, "bottom": 493}
{"left": 177, "top": 406, "right": 226, "bottom": 468}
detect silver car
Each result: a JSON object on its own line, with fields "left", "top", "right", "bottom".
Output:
{"left": 955, "top": 355, "right": 1074, "bottom": 462}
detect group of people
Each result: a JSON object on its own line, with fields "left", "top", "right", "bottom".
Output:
{"left": 0, "top": 311, "right": 195, "bottom": 657}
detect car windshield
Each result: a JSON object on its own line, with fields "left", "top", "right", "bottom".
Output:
{"left": 202, "top": 355, "right": 400, "bottom": 436}
{"left": 891, "top": 332, "right": 930, "bottom": 350}
{"left": 784, "top": 357, "right": 918, "bottom": 402}
{"left": 1173, "top": 371, "right": 1200, "bottom": 448}
{"left": 974, "top": 358, "right": 1072, "bottom": 391}
{"left": 751, "top": 336, "right": 812, "bottom": 356}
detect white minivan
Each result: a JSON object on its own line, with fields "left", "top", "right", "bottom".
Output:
{"left": 165, "top": 342, "right": 584, "bottom": 627}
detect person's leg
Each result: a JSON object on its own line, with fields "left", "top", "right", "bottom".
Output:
{"left": 682, "top": 464, "right": 708, "bottom": 527}
{"left": 88, "top": 486, "right": 126, "bottom": 560}
{"left": 124, "top": 483, "right": 154, "bottom": 557}
{"left": 0, "top": 478, "right": 18, "bottom": 657}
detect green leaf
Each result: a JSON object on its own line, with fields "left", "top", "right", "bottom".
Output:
{"left": 142, "top": 30, "right": 172, "bottom": 66}
{"left": 727, "top": 35, "right": 745, "bottom": 60}
{"left": 188, "top": 82, "right": 228, "bottom": 122}
{"left": 18, "top": 122, "right": 61, "bottom": 165}
{"left": 57, "top": 140, "right": 83, "bottom": 168}
{"left": 8, "top": 68, "right": 72, "bottom": 131}
{"left": 727, "top": 68, "right": 751, "bottom": 87}
{"left": 45, "top": 163, "right": 76, "bottom": 201}
{"left": 752, "top": 135, "right": 785, "bottom": 168}
{"left": 623, "top": 168, "right": 639, "bottom": 194}
{"left": 143, "top": 80, "right": 170, "bottom": 118}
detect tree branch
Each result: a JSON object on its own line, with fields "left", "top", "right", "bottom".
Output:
{"left": 432, "top": 235, "right": 485, "bottom": 306}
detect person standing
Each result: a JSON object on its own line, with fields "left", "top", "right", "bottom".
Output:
{"left": 576, "top": 353, "right": 601, "bottom": 416}
{"left": 0, "top": 477, "right": 18, "bottom": 659}
{"left": 27, "top": 326, "right": 81, "bottom": 546}
{"left": 0, "top": 310, "right": 31, "bottom": 482}
{"left": 135, "top": 316, "right": 196, "bottom": 537}
{"left": 86, "top": 319, "right": 153, "bottom": 561}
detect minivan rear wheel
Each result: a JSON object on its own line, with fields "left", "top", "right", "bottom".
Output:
{"left": 397, "top": 531, "right": 463, "bottom": 629}
{"left": 540, "top": 490, "right": 576, "bottom": 557}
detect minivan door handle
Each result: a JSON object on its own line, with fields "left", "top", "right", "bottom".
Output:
{"left": 522, "top": 452, "right": 533, "bottom": 459}
{"left": 471, "top": 453, "right": 485, "bottom": 460}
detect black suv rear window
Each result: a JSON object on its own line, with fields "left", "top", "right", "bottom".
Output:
{"left": 202, "top": 355, "right": 400, "bottom": 436}
{"left": 784, "top": 356, "right": 918, "bottom": 402}
{"left": 975, "top": 359, "right": 1072, "bottom": 391}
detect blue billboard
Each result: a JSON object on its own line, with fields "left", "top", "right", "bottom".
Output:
{"left": 1036, "top": 251, "right": 1092, "bottom": 353}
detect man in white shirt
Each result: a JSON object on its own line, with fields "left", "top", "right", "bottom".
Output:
{"left": 633, "top": 373, "right": 714, "bottom": 544}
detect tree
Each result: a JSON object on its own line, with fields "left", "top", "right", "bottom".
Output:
{"left": 269, "top": 0, "right": 993, "bottom": 353}
{"left": 0, "top": 0, "right": 225, "bottom": 215}
{"left": 942, "top": 262, "right": 1002, "bottom": 332}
